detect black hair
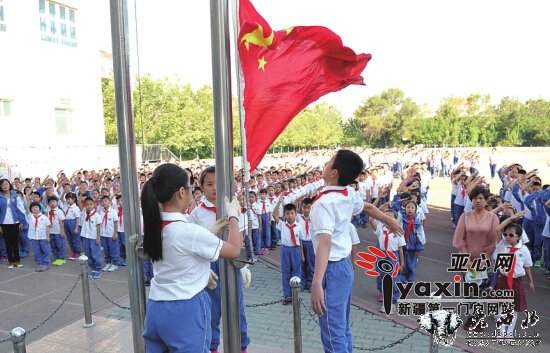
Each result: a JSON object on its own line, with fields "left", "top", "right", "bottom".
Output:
{"left": 32, "top": 191, "right": 41, "bottom": 197}
{"left": 100, "top": 195, "right": 110, "bottom": 201}
{"left": 193, "top": 186, "right": 202, "bottom": 194}
{"left": 65, "top": 192, "right": 77, "bottom": 200}
{"left": 468, "top": 187, "right": 491, "bottom": 201}
{"left": 0, "top": 179, "right": 13, "bottom": 191}
{"left": 249, "top": 191, "right": 257, "bottom": 196}
{"left": 503, "top": 223, "right": 523, "bottom": 237}
{"left": 283, "top": 203, "right": 297, "bottom": 213}
{"left": 532, "top": 181, "right": 541, "bottom": 187}
{"left": 47, "top": 196, "right": 58, "bottom": 203}
{"left": 200, "top": 166, "right": 215, "bottom": 186}
{"left": 302, "top": 197, "right": 313, "bottom": 206}
{"left": 518, "top": 169, "right": 527, "bottom": 175}
{"left": 142, "top": 164, "right": 190, "bottom": 262}
{"left": 84, "top": 196, "right": 95, "bottom": 203}
{"left": 259, "top": 188, "right": 267, "bottom": 194}
{"left": 29, "top": 201, "right": 41, "bottom": 210}
{"left": 332, "top": 150, "right": 364, "bottom": 186}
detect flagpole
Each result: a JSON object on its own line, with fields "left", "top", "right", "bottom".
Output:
{"left": 210, "top": 0, "right": 242, "bottom": 352}
{"left": 232, "top": 0, "right": 255, "bottom": 264}
{"left": 109, "top": 0, "right": 146, "bottom": 352}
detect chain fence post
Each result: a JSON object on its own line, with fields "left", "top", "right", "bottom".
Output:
{"left": 290, "top": 276, "right": 302, "bottom": 353}
{"left": 10, "top": 327, "right": 26, "bottom": 353}
{"left": 79, "top": 255, "right": 95, "bottom": 328}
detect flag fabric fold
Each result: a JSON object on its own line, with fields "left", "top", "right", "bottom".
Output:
{"left": 238, "top": 0, "right": 372, "bottom": 170}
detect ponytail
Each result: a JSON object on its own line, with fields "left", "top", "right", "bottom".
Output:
{"left": 141, "top": 180, "right": 163, "bottom": 262}
{"left": 141, "top": 163, "right": 190, "bottom": 263}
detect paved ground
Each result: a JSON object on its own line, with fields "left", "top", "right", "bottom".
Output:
{"left": 1, "top": 178, "right": 548, "bottom": 353}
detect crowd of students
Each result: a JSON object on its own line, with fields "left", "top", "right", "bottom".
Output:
{"left": 1, "top": 146, "right": 548, "bottom": 351}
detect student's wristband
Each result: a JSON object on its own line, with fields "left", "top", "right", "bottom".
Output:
{"left": 229, "top": 216, "right": 238, "bottom": 222}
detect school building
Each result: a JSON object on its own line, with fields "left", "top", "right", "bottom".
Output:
{"left": 0, "top": 0, "right": 107, "bottom": 147}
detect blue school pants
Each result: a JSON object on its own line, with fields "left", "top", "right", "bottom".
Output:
{"left": 260, "top": 214, "right": 271, "bottom": 248}
{"left": 543, "top": 236, "right": 550, "bottom": 270}
{"left": 144, "top": 290, "right": 212, "bottom": 353}
{"left": 207, "top": 260, "right": 249, "bottom": 351}
{"left": 523, "top": 219, "right": 537, "bottom": 260}
{"left": 31, "top": 239, "right": 50, "bottom": 266}
{"left": 64, "top": 219, "right": 80, "bottom": 254}
{"left": 450, "top": 194, "right": 456, "bottom": 224}
{"left": 281, "top": 245, "right": 302, "bottom": 299}
{"left": 360, "top": 211, "right": 369, "bottom": 225}
{"left": 319, "top": 257, "right": 354, "bottom": 353}
{"left": 49, "top": 233, "right": 66, "bottom": 260}
{"left": 270, "top": 221, "right": 279, "bottom": 246}
{"left": 244, "top": 228, "right": 260, "bottom": 257}
{"left": 101, "top": 236, "right": 120, "bottom": 265}
{"left": 452, "top": 205, "right": 464, "bottom": 226}
{"left": 301, "top": 240, "right": 315, "bottom": 288}
{"left": 402, "top": 250, "right": 418, "bottom": 283}
{"left": 118, "top": 231, "right": 126, "bottom": 260}
{"left": 18, "top": 228, "right": 30, "bottom": 257}
{"left": 82, "top": 237, "right": 101, "bottom": 271}
{"left": 490, "top": 164, "right": 497, "bottom": 179}
{"left": 376, "top": 255, "right": 401, "bottom": 303}
{"left": 143, "top": 258, "right": 154, "bottom": 280}
{"left": 0, "top": 235, "right": 6, "bottom": 257}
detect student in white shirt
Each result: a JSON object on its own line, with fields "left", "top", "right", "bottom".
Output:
{"left": 267, "top": 185, "right": 280, "bottom": 248}
{"left": 310, "top": 150, "right": 404, "bottom": 352}
{"left": 297, "top": 198, "right": 315, "bottom": 291}
{"left": 142, "top": 164, "right": 243, "bottom": 353}
{"left": 63, "top": 193, "right": 81, "bottom": 261}
{"left": 257, "top": 188, "right": 272, "bottom": 255}
{"left": 187, "top": 166, "right": 250, "bottom": 353}
{"left": 99, "top": 195, "right": 119, "bottom": 272}
{"left": 27, "top": 201, "right": 51, "bottom": 272}
{"left": 81, "top": 197, "right": 102, "bottom": 279}
{"left": 493, "top": 223, "right": 534, "bottom": 336}
{"left": 47, "top": 196, "right": 66, "bottom": 266}
{"left": 273, "top": 194, "right": 305, "bottom": 304}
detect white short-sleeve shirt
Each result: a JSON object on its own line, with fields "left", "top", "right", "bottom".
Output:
{"left": 81, "top": 210, "right": 102, "bottom": 240}
{"left": 277, "top": 219, "right": 303, "bottom": 247}
{"left": 63, "top": 204, "right": 81, "bottom": 221}
{"left": 149, "top": 212, "right": 222, "bottom": 301}
{"left": 492, "top": 240, "right": 532, "bottom": 278}
{"left": 27, "top": 213, "right": 51, "bottom": 240}
{"left": 98, "top": 207, "right": 118, "bottom": 238}
{"left": 296, "top": 214, "right": 312, "bottom": 241}
{"left": 189, "top": 199, "right": 217, "bottom": 229}
{"left": 310, "top": 186, "right": 364, "bottom": 261}
{"left": 349, "top": 223, "right": 360, "bottom": 246}
{"left": 256, "top": 200, "right": 273, "bottom": 215}
{"left": 47, "top": 207, "right": 65, "bottom": 234}
{"left": 375, "top": 221, "right": 406, "bottom": 252}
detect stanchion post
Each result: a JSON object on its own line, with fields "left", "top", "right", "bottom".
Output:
{"left": 290, "top": 276, "right": 302, "bottom": 353}
{"left": 10, "top": 327, "right": 27, "bottom": 353}
{"left": 79, "top": 255, "right": 95, "bottom": 328}
{"left": 428, "top": 294, "right": 440, "bottom": 353}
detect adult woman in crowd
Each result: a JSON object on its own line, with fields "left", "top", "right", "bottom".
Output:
{"left": 0, "top": 179, "right": 27, "bottom": 268}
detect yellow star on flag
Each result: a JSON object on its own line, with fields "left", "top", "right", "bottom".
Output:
{"left": 258, "top": 56, "right": 267, "bottom": 71}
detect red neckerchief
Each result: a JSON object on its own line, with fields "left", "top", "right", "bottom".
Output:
{"left": 161, "top": 220, "right": 183, "bottom": 230}
{"left": 286, "top": 223, "right": 298, "bottom": 246}
{"left": 269, "top": 197, "right": 275, "bottom": 203}
{"left": 283, "top": 191, "right": 292, "bottom": 196}
{"left": 34, "top": 214, "right": 41, "bottom": 230}
{"left": 383, "top": 225, "right": 392, "bottom": 250}
{"left": 86, "top": 209, "right": 97, "bottom": 222}
{"left": 118, "top": 206, "right": 123, "bottom": 227}
{"left": 65, "top": 206, "right": 71, "bottom": 216}
{"left": 241, "top": 207, "right": 246, "bottom": 213}
{"left": 102, "top": 208, "right": 109, "bottom": 226}
{"left": 301, "top": 215, "right": 309, "bottom": 237}
{"left": 461, "top": 186, "right": 466, "bottom": 199}
{"left": 49, "top": 209, "right": 55, "bottom": 224}
{"left": 311, "top": 188, "right": 349, "bottom": 205}
{"left": 201, "top": 203, "right": 217, "bottom": 213}
{"left": 405, "top": 215, "right": 415, "bottom": 242}
{"left": 507, "top": 246, "right": 520, "bottom": 290}
{"left": 274, "top": 193, "right": 281, "bottom": 198}
{"left": 261, "top": 201, "right": 267, "bottom": 213}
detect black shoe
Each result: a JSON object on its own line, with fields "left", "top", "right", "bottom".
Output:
{"left": 282, "top": 298, "right": 292, "bottom": 305}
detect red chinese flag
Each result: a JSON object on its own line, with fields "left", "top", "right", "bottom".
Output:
{"left": 239, "top": 0, "right": 371, "bottom": 170}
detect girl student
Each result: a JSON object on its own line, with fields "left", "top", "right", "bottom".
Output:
{"left": 398, "top": 200, "right": 426, "bottom": 283}
{"left": 142, "top": 164, "right": 244, "bottom": 353}
{"left": 63, "top": 192, "right": 81, "bottom": 260}
{"left": 188, "top": 166, "right": 251, "bottom": 353}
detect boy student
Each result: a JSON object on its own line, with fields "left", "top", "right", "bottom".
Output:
{"left": 81, "top": 197, "right": 102, "bottom": 279}
{"left": 99, "top": 195, "right": 119, "bottom": 272}
{"left": 298, "top": 198, "right": 315, "bottom": 291}
{"left": 257, "top": 188, "right": 272, "bottom": 255}
{"left": 247, "top": 191, "right": 262, "bottom": 257}
{"left": 310, "top": 150, "right": 404, "bottom": 352}
{"left": 27, "top": 201, "right": 51, "bottom": 271}
{"left": 273, "top": 194, "right": 305, "bottom": 305}
{"left": 47, "top": 196, "right": 66, "bottom": 266}
{"left": 267, "top": 185, "right": 279, "bottom": 248}
{"left": 115, "top": 195, "right": 127, "bottom": 266}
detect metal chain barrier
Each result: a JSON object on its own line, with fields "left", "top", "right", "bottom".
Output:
{"left": 89, "top": 277, "right": 131, "bottom": 311}
{"left": 245, "top": 299, "right": 284, "bottom": 308}
{"left": 299, "top": 298, "right": 422, "bottom": 352}
{"left": 0, "top": 276, "right": 82, "bottom": 345}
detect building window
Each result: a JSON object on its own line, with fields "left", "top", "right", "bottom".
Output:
{"left": 0, "top": 99, "right": 12, "bottom": 117}
{"left": 0, "top": 0, "right": 6, "bottom": 32}
{"left": 55, "top": 108, "right": 72, "bottom": 136}
{"left": 39, "top": 1, "right": 77, "bottom": 47}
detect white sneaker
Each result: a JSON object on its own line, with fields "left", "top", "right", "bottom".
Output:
{"left": 103, "top": 264, "right": 112, "bottom": 271}
{"left": 108, "top": 265, "right": 119, "bottom": 272}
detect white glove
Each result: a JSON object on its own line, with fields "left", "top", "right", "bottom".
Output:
{"left": 208, "top": 217, "right": 229, "bottom": 235}
{"left": 240, "top": 265, "right": 251, "bottom": 289}
{"left": 207, "top": 269, "right": 219, "bottom": 290}
{"left": 224, "top": 196, "right": 240, "bottom": 219}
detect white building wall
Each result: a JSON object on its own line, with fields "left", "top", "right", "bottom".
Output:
{"left": 0, "top": 0, "right": 105, "bottom": 147}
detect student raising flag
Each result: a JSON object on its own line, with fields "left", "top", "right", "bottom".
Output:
{"left": 237, "top": 0, "right": 372, "bottom": 170}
